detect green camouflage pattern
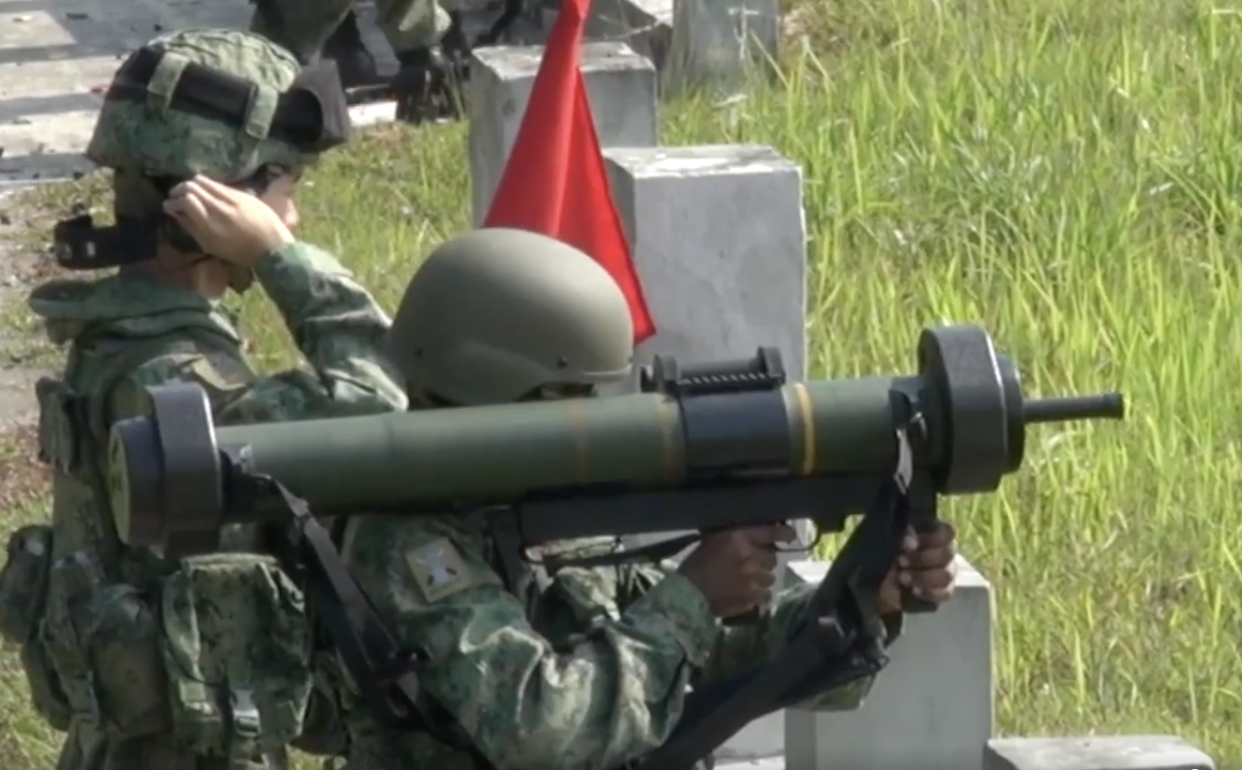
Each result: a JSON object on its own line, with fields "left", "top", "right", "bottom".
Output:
{"left": 0, "top": 525, "right": 54, "bottom": 645}
{"left": 331, "top": 512, "right": 882, "bottom": 770}
{"left": 161, "top": 554, "right": 313, "bottom": 758}
{"left": 250, "top": 0, "right": 451, "bottom": 60}
{"left": 0, "top": 525, "right": 71, "bottom": 730}
{"left": 16, "top": 240, "right": 407, "bottom": 770}
{"left": 29, "top": 241, "right": 408, "bottom": 423}
{"left": 86, "top": 29, "right": 314, "bottom": 181}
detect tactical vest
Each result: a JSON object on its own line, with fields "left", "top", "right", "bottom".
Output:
{"left": 0, "top": 328, "right": 316, "bottom": 767}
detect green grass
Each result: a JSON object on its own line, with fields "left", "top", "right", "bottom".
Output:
{"left": 3, "top": 0, "right": 1241, "bottom": 764}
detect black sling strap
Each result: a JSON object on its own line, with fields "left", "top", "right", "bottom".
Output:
{"left": 265, "top": 483, "right": 498, "bottom": 767}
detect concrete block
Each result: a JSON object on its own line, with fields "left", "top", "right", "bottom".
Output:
{"left": 585, "top": 0, "right": 674, "bottom": 71}
{"left": 984, "top": 736, "right": 1215, "bottom": 770}
{"left": 467, "top": 41, "right": 658, "bottom": 225}
{"left": 604, "top": 144, "right": 807, "bottom": 381}
{"left": 665, "top": 0, "right": 781, "bottom": 93}
{"left": 569, "top": 0, "right": 778, "bottom": 89}
{"left": 785, "top": 556, "right": 994, "bottom": 770}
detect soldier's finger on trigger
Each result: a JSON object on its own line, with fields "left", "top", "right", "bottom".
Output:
{"left": 750, "top": 547, "right": 778, "bottom": 572}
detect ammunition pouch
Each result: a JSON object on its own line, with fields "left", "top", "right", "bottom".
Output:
{"left": 40, "top": 553, "right": 169, "bottom": 738}
{"left": 0, "top": 524, "right": 71, "bottom": 730}
{"left": 38, "top": 551, "right": 315, "bottom": 754}
{"left": 32, "top": 371, "right": 315, "bottom": 755}
{"left": 160, "top": 553, "right": 313, "bottom": 760}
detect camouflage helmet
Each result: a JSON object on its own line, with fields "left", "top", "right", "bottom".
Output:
{"left": 387, "top": 228, "right": 635, "bottom": 405}
{"left": 86, "top": 28, "right": 336, "bottom": 182}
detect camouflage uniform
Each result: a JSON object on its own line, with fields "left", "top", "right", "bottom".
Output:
{"left": 325, "top": 229, "right": 899, "bottom": 770}
{"left": 249, "top": 0, "right": 452, "bottom": 62}
{"left": 0, "top": 29, "right": 406, "bottom": 770}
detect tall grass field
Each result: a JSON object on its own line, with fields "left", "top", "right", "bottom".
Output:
{"left": 0, "top": 0, "right": 1238, "bottom": 765}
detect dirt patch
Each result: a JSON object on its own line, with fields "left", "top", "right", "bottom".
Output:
{"left": 0, "top": 428, "right": 50, "bottom": 508}
{"left": 0, "top": 184, "right": 90, "bottom": 432}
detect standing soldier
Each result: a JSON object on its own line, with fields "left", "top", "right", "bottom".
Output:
{"left": 0, "top": 28, "right": 406, "bottom": 770}
{"left": 249, "top": 0, "right": 475, "bottom": 120}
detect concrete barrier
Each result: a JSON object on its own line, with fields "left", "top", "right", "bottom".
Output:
{"left": 784, "top": 556, "right": 995, "bottom": 770}
{"left": 582, "top": 0, "right": 780, "bottom": 90}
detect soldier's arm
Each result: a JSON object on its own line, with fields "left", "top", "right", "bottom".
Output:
{"left": 341, "top": 513, "right": 720, "bottom": 770}
{"left": 114, "top": 241, "right": 407, "bottom": 426}
{"left": 691, "top": 581, "right": 903, "bottom": 711}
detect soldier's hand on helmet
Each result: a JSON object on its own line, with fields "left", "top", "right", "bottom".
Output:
{"left": 877, "top": 522, "right": 957, "bottom": 615}
{"left": 678, "top": 524, "right": 796, "bottom": 619}
{"left": 163, "top": 175, "right": 294, "bottom": 264}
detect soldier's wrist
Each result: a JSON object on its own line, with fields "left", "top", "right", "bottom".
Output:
{"left": 624, "top": 573, "right": 718, "bottom": 668}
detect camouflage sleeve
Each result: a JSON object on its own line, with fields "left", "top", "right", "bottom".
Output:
{"left": 220, "top": 240, "right": 408, "bottom": 423}
{"left": 341, "top": 513, "right": 721, "bottom": 770}
{"left": 109, "top": 240, "right": 407, "bottom": 426}
{"left": 692, "top": 582, "right": 904, "bottom": 712}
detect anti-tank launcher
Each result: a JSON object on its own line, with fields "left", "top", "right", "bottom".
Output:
{"left": 105, "top": 324, "right": 1124, "bottom": 770}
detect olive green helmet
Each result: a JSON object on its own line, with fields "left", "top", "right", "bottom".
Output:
{"left": 86, "top": 28, "right": 326, "bottom": 182}
{"left": 387, "top": 228, "right": 635, "bottom": 405}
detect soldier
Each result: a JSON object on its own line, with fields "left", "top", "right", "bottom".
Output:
{"left": 249, "top": 0, "right": 476, "bottom": 119}
{"left": 0, "top": 28, "right": 406, "bottom": 770}
{"left": 325, "top": 228, "right": 959, "bottom": 769}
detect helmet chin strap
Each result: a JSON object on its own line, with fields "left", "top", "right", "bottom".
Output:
{"left": 227, "top": 263, "right": 257, "bottom": 294}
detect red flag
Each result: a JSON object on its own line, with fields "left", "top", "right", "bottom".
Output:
{"left": 482, "top": 0, "right": 656, "bottom": 342}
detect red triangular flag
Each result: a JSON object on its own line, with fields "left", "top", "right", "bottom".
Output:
{"left": 483, "top": 0, "right": 656, "bottom": 343}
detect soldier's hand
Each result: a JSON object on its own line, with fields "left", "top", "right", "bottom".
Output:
{"left": 163, "top": 175, "right": 294, "bottom": 264}
{"left": 679, "top": 525, "right": 796, "bottom": 619}
{"left": 877, "top": 522, "right": 957, "bottom": 615}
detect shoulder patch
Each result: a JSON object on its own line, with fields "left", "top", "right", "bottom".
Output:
{"left": 404, "top": 537, "right": 490, "bottom": 603}
{"left": 186, "top": 351, "right": 255, "bottom": 398}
